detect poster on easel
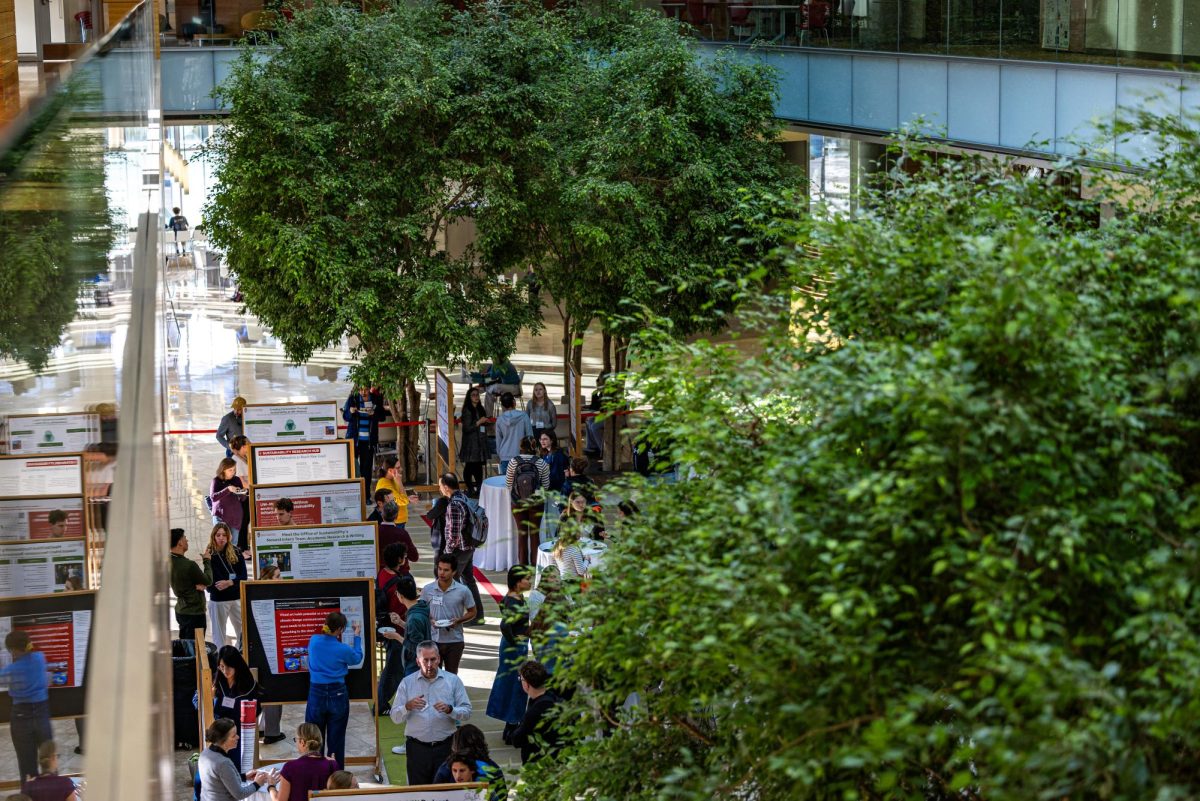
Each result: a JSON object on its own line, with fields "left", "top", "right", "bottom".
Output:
{"left": 567, "top": 364, "right": 582, "bottom": 458}
{"left": 240, "top": 578, "right": 374, "bottom": 702}
{"left": 0, "top": 454, "right": 86, "bottom": 497}
{"left": 314, "top": 784, "right": 488, "bottom": 800}
{"left": 0, "top": 590, "right": 95, "bottom": 721}
{"left": 5, "top": 413, "right": 100, "bottom": 455}
{"left": 0, "top": 539, "right": 87, "bottom": 596}
{"left": 248, "top": 440, "right": 355, "bottom": 485}
{"left": 249, "top": 479, "right": 366, "bottom": 529}
{"left": 435, "top": 369, "right": 455, "bottom": 474}
{"left": 243, "top": 402, "right": 340, "bottom": 443}
{"left": 0, "top": 496, "right": 86, "bottom": 540}
{"left": 251, "top": 522, "right": 378, "bottom": 580}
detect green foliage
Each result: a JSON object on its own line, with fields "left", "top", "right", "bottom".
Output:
{"left": 520, "top": 123, "right": 1200, "bottom": 800}
{"left": 0, "top": 110, "right": 116, "bottom": 372}
{"left": 518, "top": 2, "right": 798, "bottom": 340}
{"left": 204, "top": 1, "right": 554, "bottom": 392}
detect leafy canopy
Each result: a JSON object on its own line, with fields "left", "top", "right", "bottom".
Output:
{"left": 521, "top": 120, "right": 1200, "bottom": 801}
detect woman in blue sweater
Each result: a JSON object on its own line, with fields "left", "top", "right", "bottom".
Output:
{"left": 0, "top": 630, "right": 50, "bottom": 782}
{"left": 304, "top": 611, "right": 362, "bottom": 770}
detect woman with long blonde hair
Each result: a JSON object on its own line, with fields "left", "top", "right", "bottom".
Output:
{"left": 270, "top": 722, "right": 338, "bottom": 801}
{"left": 205, "top": 522, "right": 247, "bottom": 648}
{"left": 525, "top": 382, "right": 557, "bottom": 432}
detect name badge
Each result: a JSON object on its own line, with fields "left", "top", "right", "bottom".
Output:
{"left": 221, "top": 696, "right": 236, "bottom": 709}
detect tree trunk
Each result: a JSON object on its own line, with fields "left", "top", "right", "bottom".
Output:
{"left": 601, "top": 330, "right": 613, "bottom": 378}
{"left": 561, "top": 311, "right": 572, "bottom": 406}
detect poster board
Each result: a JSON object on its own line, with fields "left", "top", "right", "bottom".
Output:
{"left": 240, "top": 578, "right": 375, "bottom": 704}
{"left": 0, "top": 453, "right": 86, "bottom": 497}
{"left": 434, "top": 369, "right": 455, "bottom": 474}
{"left": 0, "top": 590, "right": 95, "bottom": 721}
{"left": 5, "top": 413, "right": 100, "bottom": 455}
{"left": 566, "top": 364, "right": 582, "bottom": 458}
{"left": 0, "top": 496, "right": 86, "bottom": 540}
{"left": 243, "top": 401, "right": 340, "bottom": 443}
{"left": 250, "top": 522, "right": 379, "bottom": 580}
{"left": 248, "top": 440, "right": 355, "bottom": 486}
{"left": 249, "top": 479, "right": 367, "bottom": 530}
{"left": 314, "top": 785, "right": 487, "bottom": 800}
{"left": 0, "top": 539, "right": 87, "bottom": 596}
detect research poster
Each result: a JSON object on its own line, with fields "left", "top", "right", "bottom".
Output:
{"left": 0, "top": 497, "right": 85, "bottom": 540}
{"left": 249, "top": 441, "right": 353, "bottom": 485}
{"left": 253, "top": 523, "right": 377, "bottom": 580}
{"left": 243, "top": 402, "right": 340, "bottom": 443}
{"left": 435, "top": 370, "right": 454, "bottom": 470}
{"left": 0, "top": 609, "right": 91, "bottom": 689}
{"left": 0, "top": 455, "right": 85, "bottom": 497}
{"left": 6, "top": 414, "right": 99, "bottom": 455}
{"left": 251, "top": 480, "right": 365, "bottom": 528}
{"left": 0, "top": 540, "right": 87, "bottom": 596}
{"left": 249, "top": 595, "right": 365, "bottom": 675}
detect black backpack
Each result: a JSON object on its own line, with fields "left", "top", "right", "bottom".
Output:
{"left": 511, "top": 458, "right": 541, "bottom": 504}
{"left": 375, "top": 574, "right": 401, "bottom": 629}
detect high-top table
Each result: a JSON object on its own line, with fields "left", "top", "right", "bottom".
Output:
{"left": 475, "top": 475, "right": 518, "bottom": 570}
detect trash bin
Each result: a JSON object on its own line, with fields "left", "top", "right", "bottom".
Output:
{"left": 172, "top": 639, "right": 216, "bottom": 749}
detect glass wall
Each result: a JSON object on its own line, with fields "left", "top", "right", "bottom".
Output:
{"left": 667, "top": 0, "right": 1200, "bottom": 69}
{"left": 0, "top": 1, "right": 172, "bottom": 798}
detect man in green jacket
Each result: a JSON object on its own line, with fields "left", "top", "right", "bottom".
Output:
{"left": 169, "top": 528, "right": 212, "bottom": 639}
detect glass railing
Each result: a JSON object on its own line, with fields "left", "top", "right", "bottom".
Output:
{"left": 663, "top": 0, "right": 1200, "bottom": 71}
{"left": 0, "top": 1, "right": 173, "bottom": 798}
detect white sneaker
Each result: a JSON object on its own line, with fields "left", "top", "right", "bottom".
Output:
{"left": 391, "top": 745, "right": 406, "bottom": 755}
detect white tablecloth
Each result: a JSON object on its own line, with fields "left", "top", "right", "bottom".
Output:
{"left": 536, "top": 538, "right": 608, "bottom": 573}
{"left": 475, "top": 476, "right": 517, "bottom": 570}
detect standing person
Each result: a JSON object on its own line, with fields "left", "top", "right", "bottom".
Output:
{"left": 205, "top": 523, "right": 247, "bottom": 648}
{"left": 212, "top": 646, "right": 266, "bottom": 767}
{"left": 436, "top": 473, "right": 483, "bottom": 624}
{"left": 169, "top": 528, "right": 212, "bottom": 640}
{"left": 0, "top": 631, "right": 51, "bottom": 782}
{"left": 20, "top": 740, "right": 77, "bottom": 801}
{"left": 216, "top": 397, "right": 246, "bottom": 457}
{"left": 377, "top": 499, "right": 418, "bottom": 574}
{"left": 366, "top": 488, "right": 393, "bottom": 523}
{"left": 506, "top": 436, "right": 550, "bottom": 565}
{"left": 389, "top": 642, "right": 472, "bottom": 786}
{"left": 511, "top": 660, "right": 563, "bottom": 764}
{"left": 228, "top": 436, "right": 252, "bottom": 536}
{"left": 272, "top": 498, "right": 294, "bottom": 527}
{"left": 494, "top": 392, "right": 532, "bottom": 475}
{"left": 374, "top": 455, "right": 419, "bottom": 532}
{"left": 485, "top": 566, "right": 532, "bottom": 744}
{"left": 525, "top": 382, "right": 557, "bottom": 433}
{"left": 197, "top": 720, "right": 273, "bottom": 801}
{"left": 421, "top": 554, "right": 476, "bottom": 674}
{"left": 385, "top": 574, "right": 431, "bottom": 762}
{"left": 304, "top": 612, "right": 362, "bottom": 770}
{"left": 539, "top": 430, "right": 569, "bottom": 541}
{"left": 458, "top": 386, "right": 490, "bottom": 498}
{"left": 210, "top": 458, "right": 249, "bottom": 555}
{"left": 269, "top": 723, "right": 338, "bottom": 801}
{"left": 376, "top": 546, "right": 414, "bottom": 717}
{"left": 342, "top": 386, "right": 385, "bottom": 483}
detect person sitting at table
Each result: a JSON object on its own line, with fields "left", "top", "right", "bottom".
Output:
{"left": 198, "top": 719, "right": 273, "bottom": 801}
{"left": 326, "top": 771, "right": 358, "bottom": 790}
{"left": 20, "top": 740, "right": 76, "bottom": 801}
{"left": 269, "top": 723, "right": 338, "bottom": 801}
{"left": 482, "top": 359, "right": 522, "bottom": 416}
{"left": 550, "top": 518, "right": 589, "bottom": 582}
{"left": 558, "top": 491, "right": 605, "bottom": 543}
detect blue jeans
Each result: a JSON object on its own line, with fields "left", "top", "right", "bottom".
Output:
{"left": 305, "top": 682, "right": 349, "bottom": 770}
{"left": 11, "top": 701, "right": 51, "bottom": 781}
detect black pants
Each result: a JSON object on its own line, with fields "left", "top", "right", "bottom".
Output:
{"left": 377, "top": 639, "right": 405, "bottom": 715}
{"left": 175, "top": 610, "right": 207, "bottom": 641}
{"left": 462, "top": 461, "right": 485, "bottom": 497}
{"left": 436, "top": 641, "right": 465, "bottom": 674}
{"left": 354, "top": 439, "right": 376, "bottom": 483}
{"left": 406, "top": 735, "right": 452, "bottom": 786}
{"left": 451, "top": 548, "right": 484, "bottom": 622}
